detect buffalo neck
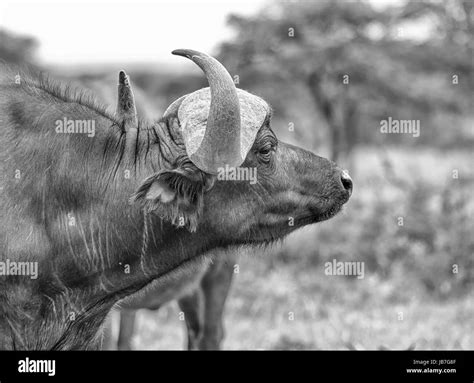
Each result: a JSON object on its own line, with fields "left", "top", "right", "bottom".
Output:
{"left": 0, "top": 80, "right": 218, "bottom": 349}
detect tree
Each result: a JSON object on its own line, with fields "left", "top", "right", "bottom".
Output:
{"left": 0, "top": 29, "right": 38, "bottom": 64}
{"left": 218, "top": 0, "right": 472, "bottom": 162}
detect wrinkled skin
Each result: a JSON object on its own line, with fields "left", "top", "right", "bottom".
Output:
{"left": 0, "top": 64, "right": 351, "bottom": 350}
{"left": 105, "top": 252, "right": 235, "bottom": 350}
{"left": 213, "top": 130, "right": 349, "bottom": 244}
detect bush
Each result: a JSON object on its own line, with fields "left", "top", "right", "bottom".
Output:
{"left": 272, "top": 148, "right": 474, "bottom": 299}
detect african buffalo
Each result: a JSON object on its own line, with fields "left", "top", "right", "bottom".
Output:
{"left": 0, "top": 49, "right": 352, "bottom": 350}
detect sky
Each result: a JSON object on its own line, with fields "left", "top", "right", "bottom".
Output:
{"left": 0, "top": 0, "right": 265, "bottom": 67}
{"left": 0, "top": 0, "right": 405, "bottom": 68}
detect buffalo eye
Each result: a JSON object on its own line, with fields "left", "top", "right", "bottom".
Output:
{"left": 257, "top": 144, "right": 274, "bottom": 163}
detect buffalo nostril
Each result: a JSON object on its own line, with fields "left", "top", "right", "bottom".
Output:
{"left": 340, "top": 170, "right": 353, "bottom": 196}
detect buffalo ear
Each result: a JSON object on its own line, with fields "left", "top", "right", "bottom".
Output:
{"left": 131, "top": 163, "right": 215, "bottom": 232}
{"left": 135, "top": 174, "right": 176, "bottom": 203}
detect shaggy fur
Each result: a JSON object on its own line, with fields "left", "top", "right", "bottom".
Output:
{"left": 0, "top": 62, "right": 351, "bottom": 350}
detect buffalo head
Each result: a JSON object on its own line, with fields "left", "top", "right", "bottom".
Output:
{"left": 128, "top": 49, "right": 352, "bottom": 242}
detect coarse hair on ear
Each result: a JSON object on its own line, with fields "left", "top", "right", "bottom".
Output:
{"left": 131, "top": 156, "right": 215, "bottom": 232}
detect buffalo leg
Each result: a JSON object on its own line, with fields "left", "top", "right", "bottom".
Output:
{"left": 101, "top": 317, "right": 115, "bottom": 350}
{"left": 117, "top": 310, "right": 137, "bottom": 350}
{"left": 198, "top": 258, "right": 235, "bottom": 350}
{"left": 178, "top": 289, "right": 205, "bottom": 350}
